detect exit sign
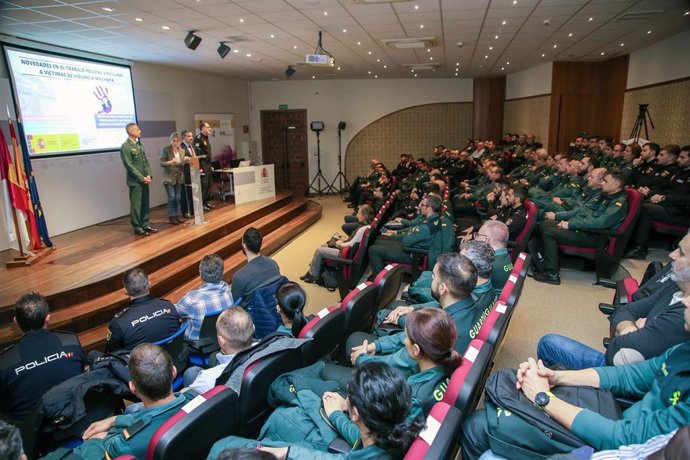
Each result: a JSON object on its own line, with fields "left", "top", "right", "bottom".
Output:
{"left": 279, "top": 104, "right": 288, "bottom": 109}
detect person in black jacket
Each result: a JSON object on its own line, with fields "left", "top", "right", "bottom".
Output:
{"left": 105, "top": 267, "right": 181, "bottom": 353}
{"left": 0, "top": 293, "right": 85, "bottom": 422}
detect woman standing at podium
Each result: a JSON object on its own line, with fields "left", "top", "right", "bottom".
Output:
{"left": 159, "top": 132, "right": 187, "bottom": 225}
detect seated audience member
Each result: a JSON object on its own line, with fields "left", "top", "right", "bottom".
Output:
{"left": 541, "top": 167, "right": 606, "bottom": 223}
{"left": 342, "top": 196, "right": 378, "bottom": 235}
{"left": 105, "top": 267, "right": 180, "bottom": 352}
{"left": 538, "top": 234, "right": 690, "bottom": 370}
{"left": 0, "top": 420, "right": 26, "bottom": 460}
{"left": 275, "top": 282, "right": 310, "bottom": 337}
{"left": 301, "top": 205, "right": 374, "bottom": 285}
{"left": 629, "top": 142, "right": 658, "bottom": 187}
{"left": 488, "top": 185, "right": 529, "bottom": 241}
{"left": 350, "top": 253, "right": 478, "bottom": 377}
{"left": 186, "top": 308, "right": 255, "bottom": 394}
{"left": 231, "top": 227, "right": 282, "bottom": 306}
{"left": 626, "top": 145, "right": 690, "bottom": 260}
{"left": 367, "top": 194, "right": 442, "bottom": 277}
{"left": 207, "top": 361, "right": 425, "bottom": 460}
{"left": 176, "top": 254, "right": 234, "bottom": 340}
{"left": 478, "top": 221, "right": 513, "bottom": 293}
{"left": 72, "top": 344, "right": 195, "bottom": 459}
{"left": 461, "top": 294, "right": 690, "bottom": 459}
{"left": 531, "top": 171, "right": 628, "bottom": 285}
{"left": 0, "top": 293, "right": 85, "bottom": 422}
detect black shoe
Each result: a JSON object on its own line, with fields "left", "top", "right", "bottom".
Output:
{"left": 533, "top": 272, "right": 561, "bottom": 285}
{"left": 624, "top": 246, "right": 647, "bottom": 260}
{"left": 347, "top": 203, "right": 355, "bottom": 208}
{"left": 143, "top": 226, "right": 158, "bottom": 233}
{"left": 169, "top": 218, "right": 180, "bottom": 225}
{"left": 302, "top": 274, "right": 317, "bottom": 284}
{"left": 203, "top": 205, "right": 212, "bottom": 212}
{"left": 134, "top": 227, "right": 149, "bottom": 236}
{"left": 183, "top": 212, "right": 192, "bottom": 219}
{"left": 206, "top": 202, "right": 216, "bottom": 209}
{"left": 299, "top": 272, "right": 312, "bottom": 281}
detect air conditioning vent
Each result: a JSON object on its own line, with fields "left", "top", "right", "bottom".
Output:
{"left": 223, "top": 35, "right": 250, "bottom": 43}
{"left": 350, "top": 0, "right": 413, "bottom": 4}
{"left": 383, "top": 37, "right": 436, "bottom": 49}
{"left": 403, "top": 63, "right": 440, "bottom": 71}
{"left": 615, "top": 10, "right": 662, "bottom": 21}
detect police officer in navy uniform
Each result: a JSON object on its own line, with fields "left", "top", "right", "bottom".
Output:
{"left": 533, "top": 171, "right": 629, "bottom": 285}
{"left": 105, "top": 268, "right": 180, "bottom": 353}
{"left": 193, "top": 121, "right": 214, "bottom": 212}
{"left": 0, "top": 293, "right": 84, "bottom": 422}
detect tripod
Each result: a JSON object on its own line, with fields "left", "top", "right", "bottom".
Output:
{"left": 308, "top": 130, "right": 335, "bottom": 196}
{"left": 629, "top": 103, "right": 654, "bottom": 143}
{"left": 329, "top": 127, "right": 351, "bottom": 194}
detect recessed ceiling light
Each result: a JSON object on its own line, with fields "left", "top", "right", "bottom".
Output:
{"left": 368, "top": 51, "right": 372, "bottom": 55}
{"left": 568, "top": 33, "right": 573, "bottom": 37}
{"left": 374, "top": 75, "right": 378, "bottom": 78}
{"left": 293, "top": 45, "right": 297, "bottom": 49}
{"left": 376, "top": 58, "right": 380, "bottom": 62}
{"left": 484, "top": 55, "right": 488, "bottom": 59}
{"left": 357, "top": 41, "right": 361, "bottom": 45}
{"left": 600, "top": 51, "right": 605, "bottom": 55}
{"left": 541, "top": 53, "right": 546, "bottom": 57}
{"left": 489, "top": 46, "right": 493, "bottom": 50}
{"left": 342, "top": 28, "right": 347, "bottom": 33}
{"left": 102, "top": 7, "right": 114, "bottom": 12}
{"left": 410, "top": 69, "right": 414, "bottom": 73}
{"left": 685, "top": 11, "right": 689, "bottom": 15}
{"left": 239, "top": 18, "right": 244, "bottom": 23}
{"left": 501, "top": 67, "right": 505, "bottom": 70}
{"left": 430, "top": 56, "right": 433, "bottom": 60}
{"left": 506, "top": 61, "right": 510, "bottom": 65}
{"left": 312, "top": 76, "right": 315, "bottom": 79}
{"left": 233, "top": 49, "right": 239, "bottom": 53}
{"left": 647, "top": 30, "right": 652, "bottom": 34}
{"left": 415, "top": 5, "right": 419, "bottom": 10}
{"left": 513, "top": 0, "right": 517, "bottom": 4}
{"left": 495, "top": 35, "right": 499, "bottom": 39}
{"left": 456, "top": 62, "right": 459, "bottom": 66}
{"left": 135, "top": 17, "right": 143, "bottom": 22}
{"left": 588, "top": 17, "right": 593, "bottom": 22}
{"left": 480, "top": 65, "right": 484, "bottom": 68}
{"left": 270, "top": 34, "right": 274, "bottom": 38}
{"left": 502, "top": 20, "right": 507, "bottom": 25}
{"left": 161, "top": 25, "right": 170, "bottom": 30}
{"left": 455, "top": 68, "right": 459, "bottom": 71}
{"left": 368, "top": 71, "right": 371, "bottom": 74}
{"left": 383, "top": 65, "right": 387, "bottom": 68}
{"left": 427, "top": 48, "right": 431, "bottom": 52}
{"left": 620, "top": 43, "right": 624, "bottom": 47}
{"left": 323, "top": 11, "right": 328, "bottom": 16}
{"left": 246, "top": 53, "right": 251, "bottom": 57}
{"left": 553, "top": 44, "right": 558, "bottom": 48}
{"left": 414, "top": 74, "right": 418, "bottom": 77}
{"left": 337, "top": 66, "right": 341, "bottom": 70}
{"left": 455, "top": 73, "right": 458, "bottom": 76}
{"left": 420, "top": 24, "right": 424, "bottom": 28}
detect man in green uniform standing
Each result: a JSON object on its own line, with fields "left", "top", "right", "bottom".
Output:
{"left": 120, "top": 123, "right": 156, "bottom": 236}
{"left": 533, "top": 171, "right": 629, "bottom": 285}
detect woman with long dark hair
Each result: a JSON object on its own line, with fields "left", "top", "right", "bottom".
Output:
{"left": 275, "top": 282, "right": 309, "bottom": 338}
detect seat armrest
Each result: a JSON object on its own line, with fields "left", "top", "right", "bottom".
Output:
{"left": 403, "top": 246, "right": 429, "bottom": 255}
{"left": 597, "top": 278, "right": 617, "bottom": 289}
{"left": 322, "top": 256, "right": 354, "bottom": 265}
{"left": 328, "top": 438, "right": 352, "bottom": 454}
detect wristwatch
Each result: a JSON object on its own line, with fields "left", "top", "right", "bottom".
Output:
{"left": 534, "top": 391, "right": 555, "bottom": 410}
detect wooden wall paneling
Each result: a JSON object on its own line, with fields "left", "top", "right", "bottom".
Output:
{"left": 473, "top": 77, "right": 506, "bottom": 140}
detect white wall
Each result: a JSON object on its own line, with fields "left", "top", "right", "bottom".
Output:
{"left": 505, "top": 62, "right": 553, "bottom": 100}
{"left": 627, "top": 30, "right": 690, "bottom": 89}
{"left": 0, "top": 57, "right": 250, "bottom": 251}
{"left": 249, "top": 78, "right": 473, "bottom": 184}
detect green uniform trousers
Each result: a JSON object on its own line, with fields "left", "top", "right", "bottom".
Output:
{"left": 541, "top": 221, "right": 597, "bottom": 273}
{"left": 368, "top": 238, "right": 411, "bottom": 276}
{"left": 129, "top": 183, "right": 150, "bottom": 230}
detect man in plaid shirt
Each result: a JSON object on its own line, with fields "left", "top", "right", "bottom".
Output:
{"left": 175, "top": 254, "right": 234, "bottom": 339}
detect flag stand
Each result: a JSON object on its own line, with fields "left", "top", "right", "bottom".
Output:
{"left": 6, "top": 246, "right": 55, "bottom": 268}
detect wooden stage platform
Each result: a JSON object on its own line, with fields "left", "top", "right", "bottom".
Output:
{"left": 0, "top": 192, "right": 321, "bottom": 351}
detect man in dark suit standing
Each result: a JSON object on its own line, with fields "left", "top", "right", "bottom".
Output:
{"left": 194, "top": 121, "right": 214, "bottom": 212}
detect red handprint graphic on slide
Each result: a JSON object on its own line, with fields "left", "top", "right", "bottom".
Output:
{"left": 93, "top": 85, "right": 112, "bottom": 114}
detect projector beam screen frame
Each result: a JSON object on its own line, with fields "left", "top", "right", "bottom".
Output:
{"left": 2, "top": 42, "right": 138, "bottom": 159}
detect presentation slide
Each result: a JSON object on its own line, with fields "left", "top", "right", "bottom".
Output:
{"left": 3, "top": 45, "right": 137, "bottom": 157}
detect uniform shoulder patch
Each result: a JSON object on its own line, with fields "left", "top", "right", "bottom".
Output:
{"left": 615, "top": 201, "right": 623, "bottom": 207}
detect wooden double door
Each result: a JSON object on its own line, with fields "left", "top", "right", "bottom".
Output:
{"left": 260, "top": 110, "right": 309, "bottom": 195}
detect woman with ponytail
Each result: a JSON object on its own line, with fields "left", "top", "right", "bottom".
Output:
{"left": 275, "top": 282, "right": 310, "bottom": 338}
{"left": 209, "top": 361, "right": 425, "bottom": 459}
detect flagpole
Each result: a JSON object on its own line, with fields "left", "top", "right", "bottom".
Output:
{"left": 5, "top": 106, "right": 25, "bottom": 258}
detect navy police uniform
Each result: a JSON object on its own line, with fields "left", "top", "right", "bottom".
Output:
{"left": 0, "top": 329, "right": 84, "bottom": 421}
{"left": 105, "top": 295, "right": 181, "bottom": 353}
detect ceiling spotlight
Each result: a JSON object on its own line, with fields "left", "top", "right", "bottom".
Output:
{"left": 502, "top": 20, "right": 507, "bottom": 25}
{"left": 513, "top": 0, "right": 517, "bottom": 4}
{"left": 239, "top": 18, "right": 244, "bottom": 23}
{"left": 484, "top": 55, "right": 488, "bottom": 59}
{"left": 495, "top": 35, "right": 499, "bottom": 39}
{"left": 285, "top": 66, "right": 296, "bottom": 77}
{"left": 600, "top": 51, "right": 605, "bottom": 55}
{"left": 541, "top": 53, "right": 546, "bottom": 57}
{"left": 343, "top": 28, "right": 347, "bottom": 33}
{"left": 270, "top": 34, "right": 275, "bottom": 38}
{"left": 217, "top": 42, "right": 231, "bottom": 58}
{"left": 245, "top": 53, "right": 251, "bottom": 57}
{"left": 588, "top": 17, "right": 593, "bottom": 22}
{"left": 489, "top": 46, "right": 493, "bottom": 50}
{"left": 161, "top": 25, "right": 170, "bottom": 30}
{"left": 553, "top": 44, "right": 558, "bottom": 48}
{"left": 233, "top": 49, "right": 239, "bottom": 53}
{"left": 568, "top": 33, "right": 573, "bottom": 37}
{"left": 647, "top": 30, "right": 652, "bottom": 34}
{"left": 501, "top": 67, "right": 505, "bottom": 70}
{"left": 135, "top": 18, "right": 143, "bottom": 22}
{"left": 620, "top": 43, "right": 625, "bottom": 47}
{"left": 415, "top": 5, "right": 419, "bottom": 10}
{"left": 184, "top": 30, "right": 201, "bottom": 50}
{"left": 102, "top": 7, "right": 114, "bottom": 12}
{"left": 506, "top": 61, "right": 510, "bottom": 65}
{"left": 685, "top": 11, "right": 689, "bottom": 15}
{"left": 420, "top": 24, "right": 424, "bottom": 28}
{"left": 383, "top": 65, "right": 387, "bottom": 68}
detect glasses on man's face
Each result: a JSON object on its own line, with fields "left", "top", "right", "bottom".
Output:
{"left": 473, "top": 232, "right": 489, "bottom": 241}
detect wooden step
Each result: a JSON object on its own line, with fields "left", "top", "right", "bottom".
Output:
{"left": 78, "top": 200, "right": 322, "bottom": 351}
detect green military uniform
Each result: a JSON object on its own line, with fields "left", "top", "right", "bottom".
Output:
{"left": 549, "top": 186, "right": 603, "bottom": 221}
{"left": 491, "top": 247, "right": 513, "bottom": 294}
{"left": 525, "top": 165, "right": 551, "bottom": 186}
{"left": 367, "top": 213, "right": 439, "bottom": 276}
{"left": 120, "top": 137, "right": 151, "bottom": 232}
{"left": 68, "top": 392, "right": 195, "bottom": 459}
{"left": 539, "top": 189, "right": 628, "bottom": 274}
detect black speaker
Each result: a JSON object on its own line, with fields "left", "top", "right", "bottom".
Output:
{"left": 285, "top": 66, "right": 296, "bottom": 77}
{"left": 217, "top": 42, "right": 231, "bottom": 58}
{"left": 337, "top": 121, "right": 346, "bottom": 130}
{"left": 185, "top": 31, "right": 202, "bottom": 50}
